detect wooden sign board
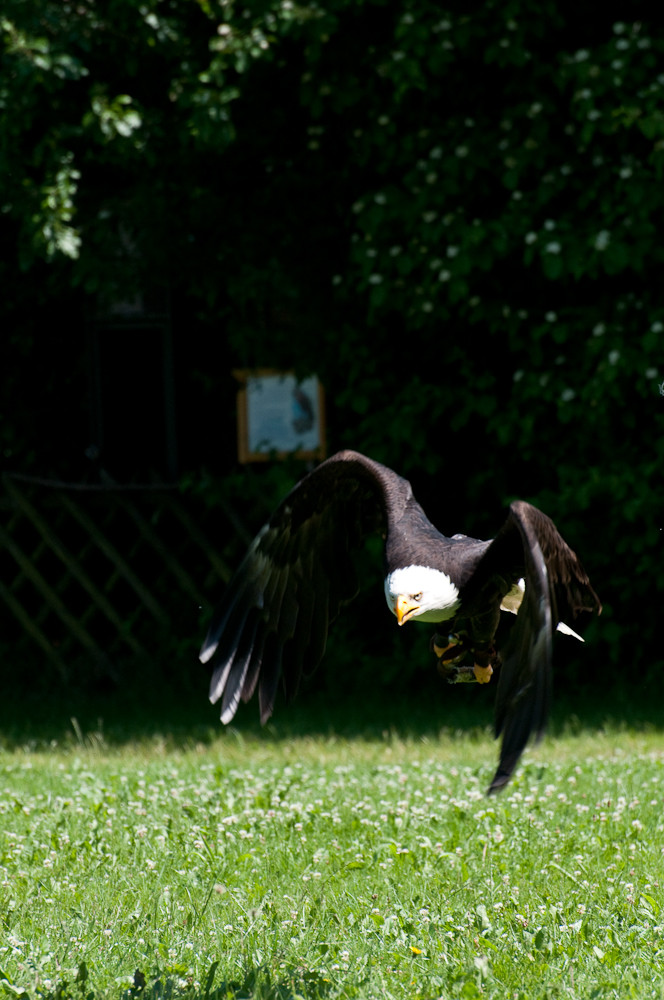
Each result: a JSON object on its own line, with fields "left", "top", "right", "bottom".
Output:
{"left": 234, "top": 370, "right": 326, "bottom": 463}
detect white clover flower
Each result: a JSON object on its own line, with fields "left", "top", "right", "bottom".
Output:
{"left": 525, "top": 232, "right": 538, "bottom": 244}
{"left": 608, "top": 350, "right": 620, "bottom": 364}
{"left": 560, "top": 388, "right": 576, "bottom": 402}
{"left": 368, "top": 274, "right": 383, "bottom": 285}
{"left": 545, "top": 241, "right": 561, "bottom": 254}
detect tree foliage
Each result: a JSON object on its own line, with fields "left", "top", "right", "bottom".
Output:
{"left": 1, "top": 0, "right": 663, "bottom": 688}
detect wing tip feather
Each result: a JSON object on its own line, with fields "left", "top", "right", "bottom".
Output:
{"left": 200, "top": 643, "right": 215, "bottom": 665}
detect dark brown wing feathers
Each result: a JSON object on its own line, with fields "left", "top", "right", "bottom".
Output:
{"left": 200, "top": 450, "right": 406, "bottom": 724}
{"left": 510, "top": 501, "right": 601, "bottom": 618}
{"left": 478, "top": 501, "right": 601, "bottom": 793}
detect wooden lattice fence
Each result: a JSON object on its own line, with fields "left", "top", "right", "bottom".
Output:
{"left": 0, "top": 473, "right": 249, "bottom": 685}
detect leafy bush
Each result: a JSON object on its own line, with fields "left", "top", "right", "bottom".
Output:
{"left": 1, "top": 0, "right": 662, "bottom": 692}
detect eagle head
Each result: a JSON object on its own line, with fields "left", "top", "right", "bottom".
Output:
{"left": 384, "top": 565, "right": 461, "bottom": 625}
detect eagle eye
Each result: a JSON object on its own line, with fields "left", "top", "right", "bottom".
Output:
{"left": 413, "top": 592, "right": 422, "bottom": 602}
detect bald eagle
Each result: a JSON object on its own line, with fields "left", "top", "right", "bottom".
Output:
{"left": 200, "top": 450, "right": 601, "bottom": 792}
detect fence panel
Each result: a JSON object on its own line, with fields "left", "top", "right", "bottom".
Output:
{"left": 0, "top": 474, "right": 246, "bottom": 684}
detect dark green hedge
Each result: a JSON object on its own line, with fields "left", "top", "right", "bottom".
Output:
{"left": 1, "top": 0, "right": 662, "bottom": 697}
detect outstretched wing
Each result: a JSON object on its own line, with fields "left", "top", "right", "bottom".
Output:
{"left": 472, "top": 501, "right": 601, "bottom": 793}
{"left": 200, "top": 450, "right": 413, "bottom": 725}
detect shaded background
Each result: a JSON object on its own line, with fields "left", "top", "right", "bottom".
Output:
{"left": 1, "top": 0, "right": 662, "bottom": 731}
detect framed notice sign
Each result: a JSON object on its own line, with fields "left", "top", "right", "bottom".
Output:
{"left": 234, "top": 370, "right": 326, "bottom": 463}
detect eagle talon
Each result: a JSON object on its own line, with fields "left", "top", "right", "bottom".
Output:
{"left": 433, "top": 641, "right": 462, "bottom": 661}
{"left": 473, "top": 663, "right": 494, "bottom": 684}
{"left": 431, "top": 633, "right": 467, "bottom": 662}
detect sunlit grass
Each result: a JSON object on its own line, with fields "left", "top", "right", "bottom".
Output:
{"left": 2, "top": 718, "right": 664, "bottom": 999}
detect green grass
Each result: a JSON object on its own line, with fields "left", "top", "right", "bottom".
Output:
{"left": 1, "top": 713, "right": 664, "bottom": 1000}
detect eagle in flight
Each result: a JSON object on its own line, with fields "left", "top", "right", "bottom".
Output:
{"left": 200, "top": 450, "right": 601, "bottom": 792}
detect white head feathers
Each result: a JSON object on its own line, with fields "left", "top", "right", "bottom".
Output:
{"left": 384, "top": 564, "right": 461, "bottom": 623}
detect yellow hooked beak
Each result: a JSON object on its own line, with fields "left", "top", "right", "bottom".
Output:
{"left": 395, "top": 595, "right": 420, "bottom": 626}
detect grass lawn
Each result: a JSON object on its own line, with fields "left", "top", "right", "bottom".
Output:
{"left": 1, "top": 700, "right": 664, "bottom": 1000}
